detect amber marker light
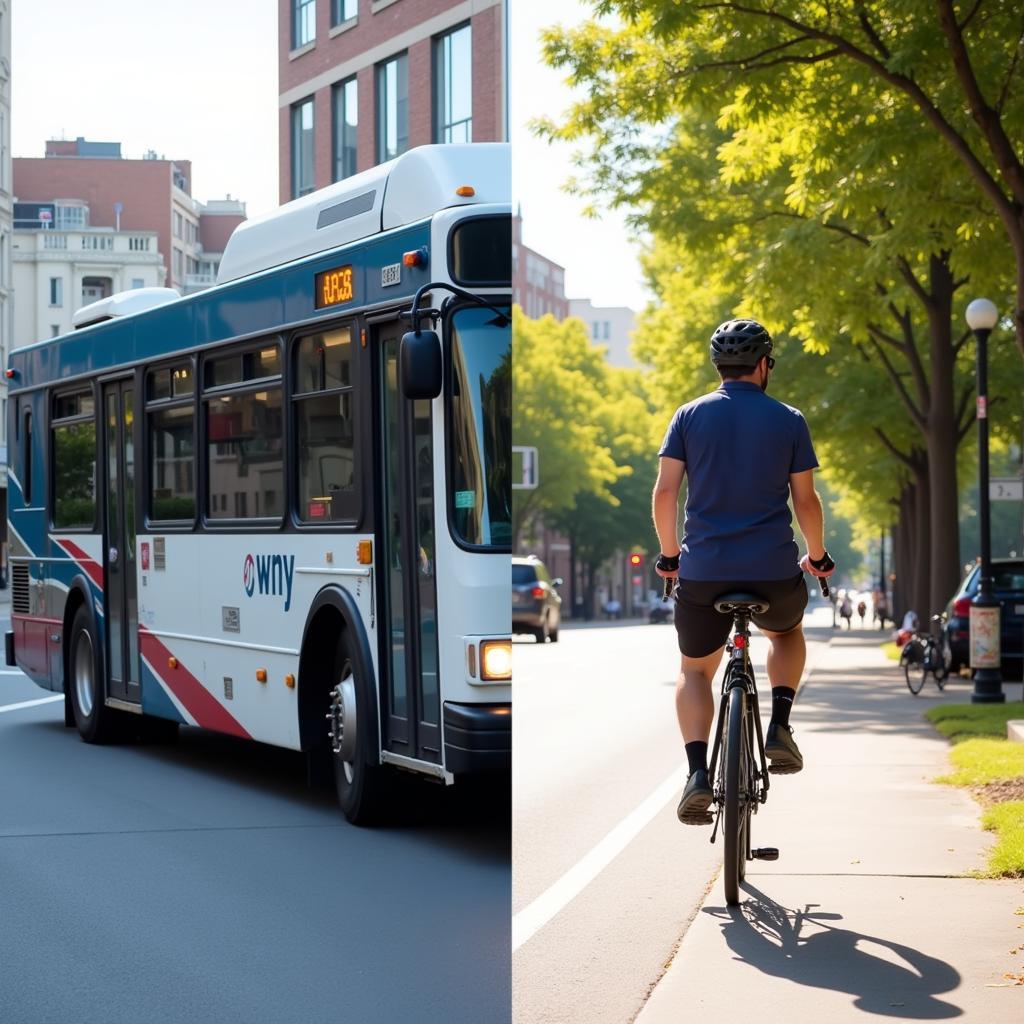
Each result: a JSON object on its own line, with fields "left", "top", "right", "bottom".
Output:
{"left": 402, "top": 247, "right": 428, "bottom": 268}
{"left": 357, "top": 540, "right": 373, "bottom": 565}
{"left": 455, "top": 185, "right": 475, "bottom": 197}
{"left": 256, "top": 669, "right": 267, "bottom": 683}
{"left": 168, "top": 657, "right": 178, "bottom": 669}
{"left": 285, "top": 674, "right": 296, "bottom": 689}
{"left": 480, "top": 640, "right": 512, "bottom": 681}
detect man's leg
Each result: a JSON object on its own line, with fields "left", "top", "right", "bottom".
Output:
{"left": 676, "top": 647, "right": 726, "bottom": 743}
{"left": 675, "top": 646, "right": 725, "bottom": 824}
{"left": 760, "top": 622, "right": 805, "bottom": 773}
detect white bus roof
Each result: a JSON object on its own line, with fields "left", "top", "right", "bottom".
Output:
{"left": 216, "top": 143, "right": 510, "bottom": 286}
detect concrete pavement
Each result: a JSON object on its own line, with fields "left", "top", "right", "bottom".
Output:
{"left": 637, "top": 635, "right": 1024, "bottom": 1021}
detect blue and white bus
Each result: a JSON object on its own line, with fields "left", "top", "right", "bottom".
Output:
{"left": 5, "top": 144, "right": 511, "bottom": 823}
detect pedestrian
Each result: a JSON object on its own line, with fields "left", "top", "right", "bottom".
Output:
{"left": 857, "top": 599, "right": 867, "bottom": 628}
{"left": 840, "top": 593, "right": 853, "bottom": 629}
{"left": 651, "top": 317, "right": 835, "bottom": 825}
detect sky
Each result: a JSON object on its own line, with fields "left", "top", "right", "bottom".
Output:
{"left": 12, "top": 0, "right": 280, "bottom": 218}
{"left": 12, "top": 0, "right": 649, "bottom": 309}
{"left": 510, "top": 0, "right": 650, "bottom": 311}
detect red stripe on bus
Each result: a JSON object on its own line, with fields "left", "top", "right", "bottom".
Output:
{"left": 138, "top": 628, "right": 251, "bottom": 739}
{"left": 53, "top": 538, "right": 104, "bottom": 588}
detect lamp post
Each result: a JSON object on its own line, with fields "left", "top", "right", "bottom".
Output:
{"left": 965, "top": 298, "right": 1004, "bottom": 703}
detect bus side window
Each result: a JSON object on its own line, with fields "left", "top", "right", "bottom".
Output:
{"left": 22, "top": 407, "right": 32, "bottom": 505}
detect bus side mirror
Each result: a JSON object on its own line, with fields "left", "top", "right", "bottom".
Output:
{"left": 400, "top": 330, "right": 442, "bottom": 400}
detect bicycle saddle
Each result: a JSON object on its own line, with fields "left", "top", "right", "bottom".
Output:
{"left": 713, "top": 592, "right": 770, "bottom": 615}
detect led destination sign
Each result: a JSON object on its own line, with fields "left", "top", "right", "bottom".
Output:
{"left": 315, "top": 264, "right": 355, "bottom": 309}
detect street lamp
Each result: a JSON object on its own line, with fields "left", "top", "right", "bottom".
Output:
{"left": 965, "top": 297, "right": 1004, "bottom": 703}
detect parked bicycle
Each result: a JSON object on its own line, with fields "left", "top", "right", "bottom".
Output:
{"left": 899, "top": 614, "right": 949, "bottom": 695}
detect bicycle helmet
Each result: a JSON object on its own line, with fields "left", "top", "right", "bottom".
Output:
{"left": 709, "top": 319, "right": 773, "bottom": 366}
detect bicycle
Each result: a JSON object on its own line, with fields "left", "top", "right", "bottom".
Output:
{"left": 899, "top": 614, "right": 949, "bottom": 695}
{"left": 663, "top": 567, "right": 830, "bottom": 905}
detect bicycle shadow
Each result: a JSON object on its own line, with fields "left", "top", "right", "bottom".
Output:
{"left": 702, "top": 884, "right": 963, "bottom": 1018}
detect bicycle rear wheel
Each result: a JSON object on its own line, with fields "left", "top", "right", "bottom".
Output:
{"left": 903, "top": 643, "right": 926, "bottom": 695}
{"left": 723, "top": 685, "right": 748, "bottom": 905}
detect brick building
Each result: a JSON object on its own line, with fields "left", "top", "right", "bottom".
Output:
{"left": 13, "top": 139, "right": 246, "bottom": 296}
{"left": 512, "top": 211, "right": 568, "bottom": 319}
{"left": 278, "top": 0, "right": 506, "bottom": 202}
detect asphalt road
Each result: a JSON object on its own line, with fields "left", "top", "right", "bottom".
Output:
{"left": 0, "top": 606, "right": 510, "bottom": 1024}
{"left": 512, "top": 602, "right": 835, "bottom": 1024}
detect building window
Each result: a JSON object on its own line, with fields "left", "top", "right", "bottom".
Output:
{"left": 131, "top": 278, "right": 145, "bottom": 290}
{"left": 292, "top": 98, "right": 316, "bottom": 198}
{"left": 49, "top": 277, "right": 63, "bottom": 307}
{"left": 376, "top": 54, "right": 409, "bottom": 163}
{"left": 332, "top": 77, "right": 358, "bottom": 182}
{"left": 603, "top": 321, "right": 611, "bottom": 340}
{"left": 173, "top": 248, "right": 184, "bottom": 280}
{"left": 173, "top": 211, "right": 183, "bottom": 239}
{"left": 434, "top": 23, "right": 472, "bottom": 143}
{"left": 51, "top": 325, "right": 60, "bottom": 337}
{"left": 293, "top": 0, "right": 315, "bottom": 48}
{"left": 331, "top": 0, "right": 357, "bottom": 26}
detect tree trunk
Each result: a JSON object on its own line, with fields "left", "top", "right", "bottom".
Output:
{"left": 924, "top": 255, "right": 963, "bottom": 618}
{"left": 912, "top": 468, "right": 931, "bottom": 619}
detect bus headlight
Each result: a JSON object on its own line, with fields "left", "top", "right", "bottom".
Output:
{"left": 480, "top": 640, "right": 512, "bottom": 681}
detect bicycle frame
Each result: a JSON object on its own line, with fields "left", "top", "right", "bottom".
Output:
{"left": 708, "top": 608, "right": 771, "bottom": 822}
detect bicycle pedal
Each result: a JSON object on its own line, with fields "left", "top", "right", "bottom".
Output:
{"left": 751, "top": 847, "right": 779, "bottom": 861}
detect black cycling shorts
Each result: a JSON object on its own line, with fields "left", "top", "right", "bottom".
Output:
{"left": 673, "top": 574, "right": 808, "bottom": 659}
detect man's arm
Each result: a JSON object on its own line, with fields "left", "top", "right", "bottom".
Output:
{"left": 790, "top": 469, "right": 826, "bottom": 560}
{"left": 652, "top": 456, "right": 685, "bottom": 558}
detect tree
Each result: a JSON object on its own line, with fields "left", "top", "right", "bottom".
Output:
{"left": 511, "top": 309, "right": 624, "bottom": 550}
{"left": 540, "top": 10, "right": 1024, "bottom": 612}
{"left": 579, "top": 0, "right": 1024, "bottom": 357}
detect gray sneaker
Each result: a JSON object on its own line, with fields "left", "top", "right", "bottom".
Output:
{"left": 765, "top": 722, "right": 803, "bottom": 774}
{"left": 677, "top": 768, "right": 713, "bottom": 825}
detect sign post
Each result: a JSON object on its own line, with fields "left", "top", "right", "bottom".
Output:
{"left": 512, "top": 446, "right": 538, "bottom": 490}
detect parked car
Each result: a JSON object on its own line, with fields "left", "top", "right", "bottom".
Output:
{"left": 512, "top": 556, "right": 562, "bottom": 643}
{"left": 943, "top": 558, "right": 1024, "bottom": 680}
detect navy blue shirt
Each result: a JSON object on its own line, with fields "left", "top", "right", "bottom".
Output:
{"left": 658, "top": 381, "right": 818, "bottom": 581}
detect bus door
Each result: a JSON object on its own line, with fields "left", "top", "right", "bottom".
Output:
{"left": 101, "top": 380, "right": 141, "bottom": 704}
{"left": 376, "top": 320, "right": 442, "bottom": 764}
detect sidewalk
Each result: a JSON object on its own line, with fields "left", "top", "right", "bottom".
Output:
{"left": 637, "top": 636, "right": 1024, "bottom": 1021}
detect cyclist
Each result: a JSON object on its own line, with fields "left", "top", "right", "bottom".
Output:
{"left": 651, "top": 319, "right": 835, "bottom": 825}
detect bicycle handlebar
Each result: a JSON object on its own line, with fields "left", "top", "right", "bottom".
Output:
{"left": 660, "top": 562, "right": 833, "bottom": 600}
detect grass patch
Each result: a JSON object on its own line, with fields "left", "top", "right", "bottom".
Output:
{"left": 936, "top": 738, "right": 1024, "bottom": 786}
{"left": 924, "top": 701, "right": 1024, "bottom": 743}
{"left": 981, "top": 801, "right": 1024, "bottom": 878}
{"left": 882, "top": 642, "right": 900, "bottom": 661}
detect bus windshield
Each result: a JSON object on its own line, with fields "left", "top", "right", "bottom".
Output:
{"left": 448, "top": 304, "right": 511, "bottom": 550}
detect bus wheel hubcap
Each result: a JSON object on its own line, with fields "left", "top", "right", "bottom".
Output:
{"left": 75, "top": 632, "right": 94, "bottom": 718}
{"left": 327, "top": 666, "right": 357, "bottom": 766}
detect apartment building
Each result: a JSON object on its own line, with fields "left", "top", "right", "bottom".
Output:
{"left": 279, "top": 0, "right": 506, "bottom": 201}
{"left": 512, "top": 211, "right": 568, "bottom": 319}
{"left": 12, "top": 200, "right": 163, "bottom": 344}
{"left": 568, "top": 298, "right": 639, "bottom": 368}
{"left": 13, "top": 139, "right": 246, "bottom": 297}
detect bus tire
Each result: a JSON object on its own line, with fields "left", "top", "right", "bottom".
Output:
{"left": 68, "top": 606, "right": 124, "bottom": 744}
{"left": 330, "top": 652, "right": 389, "bottom": 825}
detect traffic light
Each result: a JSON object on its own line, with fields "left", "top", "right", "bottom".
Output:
{"left": 629, "top": 553, "right": 643, "bottom": 568}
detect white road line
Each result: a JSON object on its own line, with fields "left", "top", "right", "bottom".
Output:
{"left": 512, "top": 767, "right": 682, "bottom": 952}
{"left": 0, "top": 696, "right": 63, "bottom": 714}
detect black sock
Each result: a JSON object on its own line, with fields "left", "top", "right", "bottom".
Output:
{"left": 685, "top": 740, "right": 708, "bottom": 775}
{"left": 771, "top": 686, "right": 796, "bottom": 729}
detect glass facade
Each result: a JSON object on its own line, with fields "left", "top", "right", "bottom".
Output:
{"left": 434, "top": 24, "right": 472, "bottom": 143}
{"left": 376, "top": 54, "right": 409, "bottom": 163}
{"left": 332, "top": 77, "right": 358, "bottom": 181}
{"left": 292, "top": 98, "right": 315, "bottom": 199}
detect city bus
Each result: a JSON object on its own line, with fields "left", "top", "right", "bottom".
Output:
{"left": 5, "top": 143, "right": 512, "bottom": 824}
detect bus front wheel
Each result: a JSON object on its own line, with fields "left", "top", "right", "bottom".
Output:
{"left": 328, "top": 654, "right": 388, "bottom": 825}
{"left": 68, "top": 606, "right": 123, "bottom": 744}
